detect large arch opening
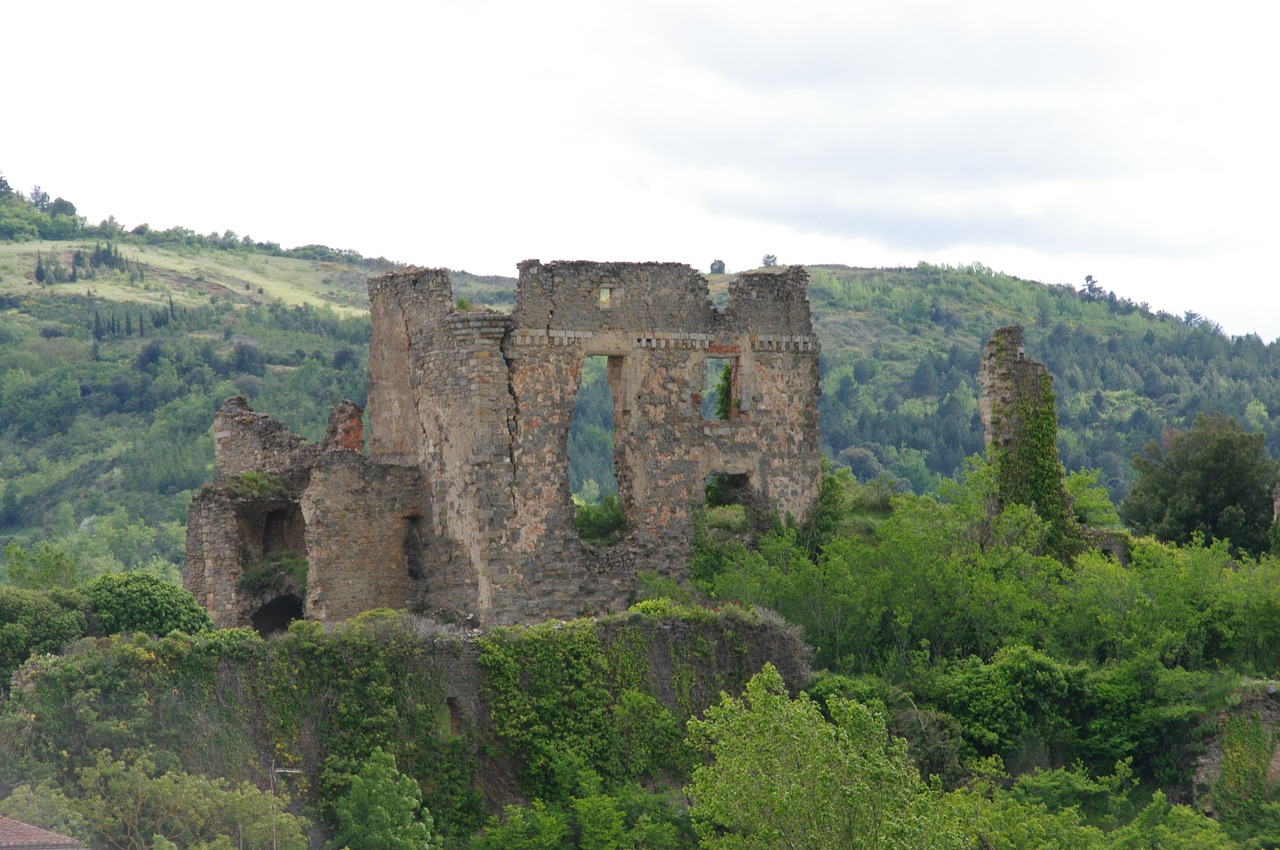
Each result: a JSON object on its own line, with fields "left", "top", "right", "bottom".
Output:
{"left": 251, "top": 594, "right": 304, "bottom": 637}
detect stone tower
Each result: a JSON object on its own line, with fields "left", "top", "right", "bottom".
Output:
{"left": 977, "top": 325, "right": 1081, "bottom": 555}
{"left": 977, "top": 325, "right": 1052, "bottom": 452}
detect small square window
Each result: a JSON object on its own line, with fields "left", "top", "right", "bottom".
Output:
{"left": 599, "top": 287, "right": 614, "bottom": 308}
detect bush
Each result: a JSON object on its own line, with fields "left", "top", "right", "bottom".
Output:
{"left": 0, "top": 586, "right": 88, "bottom": 685}
{"left": 238, "top": 551, "right": 308, "bottom": 597}
{"left": 84, "top": 573, "right": 212, "bottom": 636}
{"left": 574, "top": 493, "right": 626, "bottom": 544}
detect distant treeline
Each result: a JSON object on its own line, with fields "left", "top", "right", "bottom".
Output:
{"left": 0, "top": 172, "right": 397, "bottom": 270}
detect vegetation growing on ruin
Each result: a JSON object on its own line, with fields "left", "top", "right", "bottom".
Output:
{"left": 238, "top": 551, "right": 309, "bottom": 597}
{"left": 573, "top": 493, "right": 626, "bottom": 544}
{"left": 223, "top": 471, "right": 296, "bottom": 500}
{"left": 0, "top": 604, "right": 805, "bottom": 849}
{"left": 7, "top": 181, "right": 1280, "bottom": 847}
{"left": 990, "top": 372, "right": 1083, "bottom": 558}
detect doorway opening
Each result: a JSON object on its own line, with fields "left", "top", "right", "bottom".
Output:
{"left": 251, "top": 594, "right": 304, "bottom": 637}
{"left": 702, "top": 472, "right": 752, "bottom": 535}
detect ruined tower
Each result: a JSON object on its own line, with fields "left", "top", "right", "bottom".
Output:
{"left": 185, "top": 261, "right": 822, "bottom": 630}
{"left": 977, "top": 325, "right": 1081, "bottom": 554}
{"left": 977, "top": 325, "right": 1052, "bottom": 452}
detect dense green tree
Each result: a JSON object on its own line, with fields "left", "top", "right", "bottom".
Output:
{"left": 46, "top": 197, "right": 77, "bottom": 217}
{"left": 470, "top": 801, "right": 569, "bottom": 850}
{"left": 84, "top": 572, "right": 212, "bottom": 636}
{"left": 1105, "top": 790, "right": 1239, "bottom": 849}
{"left": 1, "top": 752, "right": 309, "bottom": 850}
{"left": 1121, "top": 413, "right": 1279, "bottom": 557}
{"left": 686, "top": 663, "right": 963, "bottom": 850}
{"left": 328, "top": 747, "right": 441, "bottom": 850}
{"left": 1, "top": 541, "right": 78, "bottom": 589}
{"left": 0, "top": 585, "right": 88, "bottom": 686}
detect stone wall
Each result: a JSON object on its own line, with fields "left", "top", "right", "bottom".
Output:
{"left": 300, "top": 452, "right": 427, "bottom": 623}
{"left": 977, "top": 325, "right": 1051, "bottom": 453}
{"left": 187, "top": 260, "right": 822, "bottom": 630}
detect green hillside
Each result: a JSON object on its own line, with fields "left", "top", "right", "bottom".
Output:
{"left": 6, "top": 179, "right": 1280, "bottom": 848}
{"left": 3, "top": 232, "right": 1278, "bottom": 580}
{"left": 807, "top": 263, "right": 1280, "bottom": 500}
{"left": 0, "top": 238, "right": 374, "bottom": 578}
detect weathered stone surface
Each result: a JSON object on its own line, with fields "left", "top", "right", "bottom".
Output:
{"left": 186, "top": 260, "right": 822, "bottom": 630}
{"left": 977, "top": 325, "right": 1051, "bottom": 453}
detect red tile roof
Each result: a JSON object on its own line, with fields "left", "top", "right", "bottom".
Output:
{"left": 0, "top": 816, "right": 85, "bottom": 849}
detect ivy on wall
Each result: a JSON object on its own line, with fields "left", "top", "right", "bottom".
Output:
{"left": 992, "top": 373, "right": 1082, "bottom": 557}
{"left": 1, "top": 603, "right": 802, "bottom": 848}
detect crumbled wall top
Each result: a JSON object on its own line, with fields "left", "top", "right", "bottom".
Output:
{"left": 977, "top": 325, "right": 1051, "bottom": 452}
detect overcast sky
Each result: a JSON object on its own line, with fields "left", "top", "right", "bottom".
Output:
{"left": 8, "top": 1, "right": 1279, "bottom": 339}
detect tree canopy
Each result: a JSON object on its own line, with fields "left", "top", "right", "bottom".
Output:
{"left": 1120, "top": 413, "right": 1279, "bottom": 557}
{"left": 686, "top": 663, "right": 963, "bottom": 850}
{"left": 84, "top": 572, "right": 213, "bottom": 636}
{"left": 328, "top": 747, "right": 441, "bottom": 850}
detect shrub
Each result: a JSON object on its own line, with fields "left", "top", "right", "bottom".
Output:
{"left": 85, "top": 573, "right": 212, "bottom": 636}
{"left": 574, "top": 493, "right": 626, "bottom": 544}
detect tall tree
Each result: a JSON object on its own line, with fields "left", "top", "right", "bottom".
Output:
{"left": 47, "top": 196, "right": 77, "bottom": 217}
{"left": 1121, "top": 413, "right": 1279, "bottom": 557}
{"left": 327, "top": 747, "right": 441, "bottom": 850}
{"left": 28, "top": 185, "right": 49, "bottom": 211}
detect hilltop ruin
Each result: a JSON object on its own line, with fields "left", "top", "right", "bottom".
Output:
{"left": 184, "top": 261, "right": 822, "bottom": 630}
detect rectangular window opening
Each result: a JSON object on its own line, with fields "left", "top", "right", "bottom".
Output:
{"left": 702, "top": 472, "right": 752, "bottom": 534}
{"left": 703, "top": 356, "right": 737, "bottom": 420}
{"left": 569, "top": 355, "right": 625, "bottom": 544}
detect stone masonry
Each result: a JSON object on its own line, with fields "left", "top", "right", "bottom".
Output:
{"left": 976, "top": 325, "right": 1051, "bottom": 453}
{"left": 185, "top": 261, "right": 822, "bottom": 630}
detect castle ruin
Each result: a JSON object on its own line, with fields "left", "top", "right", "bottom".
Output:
{"left": 184, "top": 261, "right": 822, "bottom": 631}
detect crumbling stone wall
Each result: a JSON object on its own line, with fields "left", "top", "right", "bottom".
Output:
{"left": 186, "top": 398, "right": 433, "bottom": 630}
{"left": 978, "top": 325, "right": 1087, "bottom": 556}
{"left": 977, "top": 325, "right": 1051, "bottom": 453}
{"left": 187, "top": 260, "right": 822, "bottom": 629}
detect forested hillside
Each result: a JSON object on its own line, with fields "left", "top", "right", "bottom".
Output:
{"left": 6, "top": 177, "right": 1280, "bottom": 848}
{"left": 806, "top": 263, "right": 1280, "bottom": 500}
{"left": 4, "top": 234, "right": 1280, "bottom": 575}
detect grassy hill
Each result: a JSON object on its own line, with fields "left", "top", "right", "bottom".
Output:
{"left": 0, "top": 239, "right": 372, "bottom": 313}
{"left": 3, "top": 230, "right": 1280, "bottom": 580}
{"left": 6, "top": 205, "right": 1280, "bottom": 846}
